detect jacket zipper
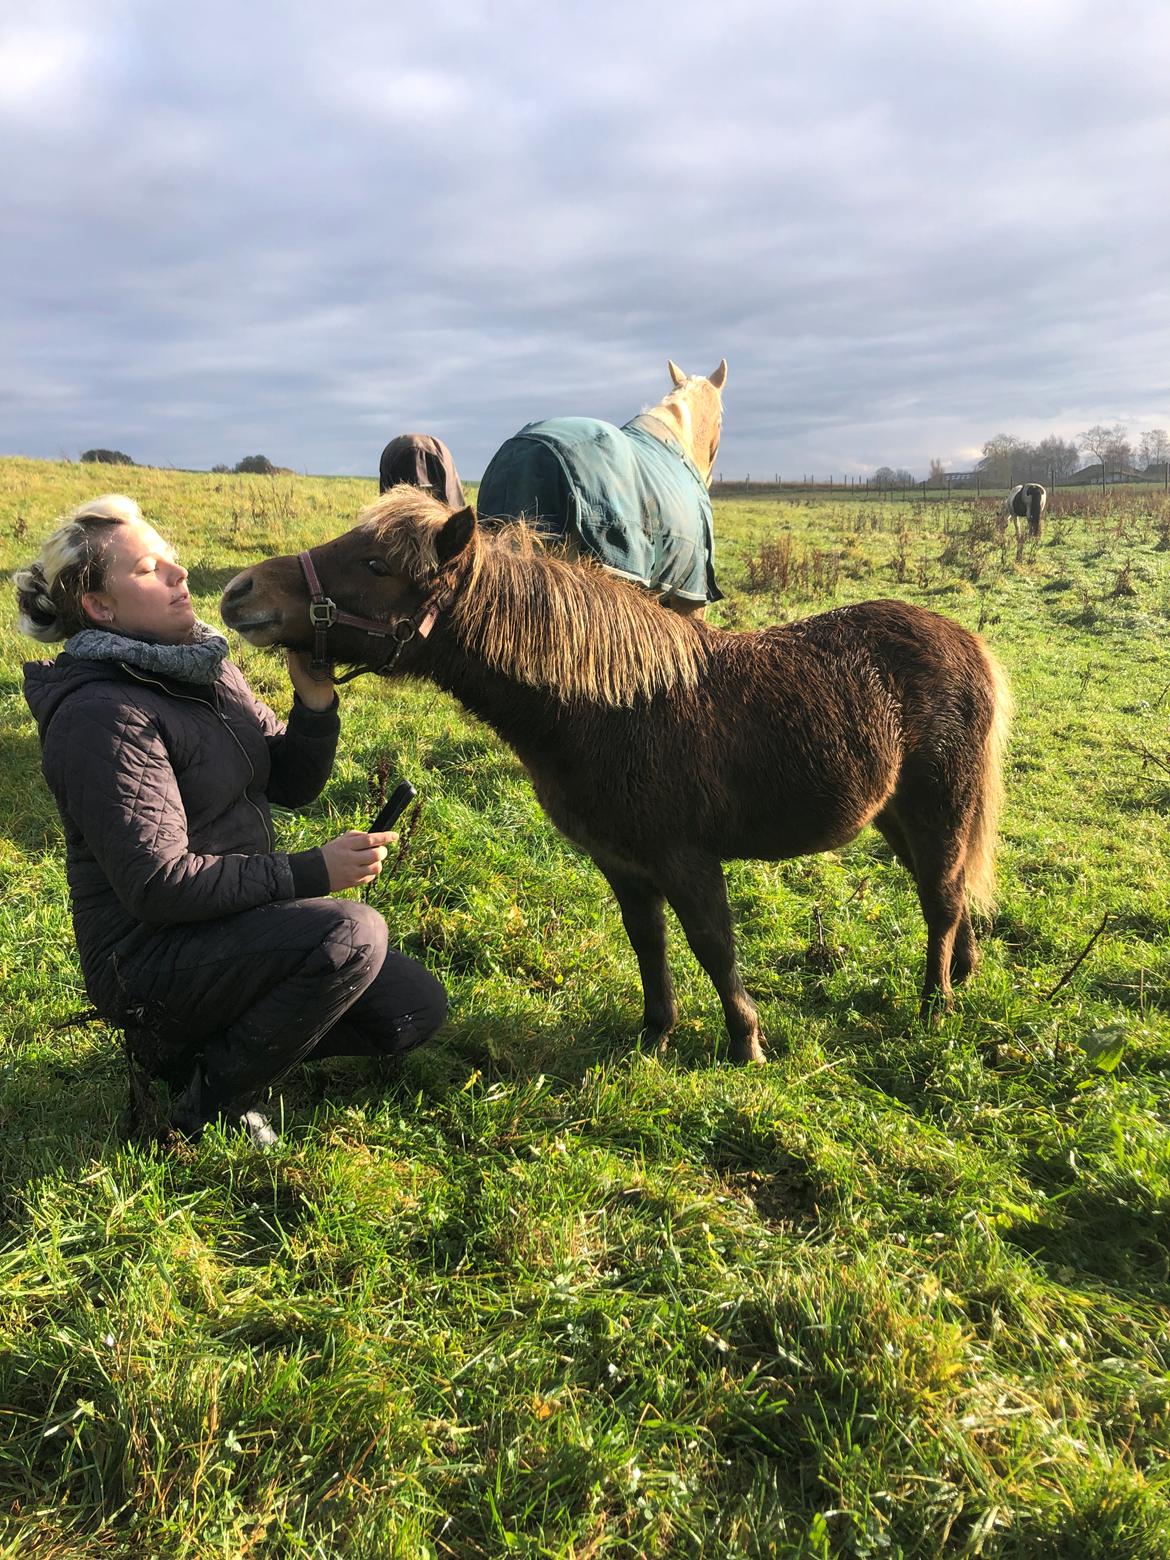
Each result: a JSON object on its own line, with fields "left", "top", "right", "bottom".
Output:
{"left": 119, "top": 664, "right": 275, "bottom": 850}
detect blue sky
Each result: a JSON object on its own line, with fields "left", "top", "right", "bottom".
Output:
{"left": 2, "top": 0, "right": 1168, "bottom": 479}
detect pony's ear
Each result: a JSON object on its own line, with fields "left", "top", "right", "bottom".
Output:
{"left": 708, "top": 359, "right": 728, "bottom": 390}
{"left": 667, "top": 359, "right": 687, "bottom": 388}
{"left": 436, "top": 505, "right": 476, "bottom": 566}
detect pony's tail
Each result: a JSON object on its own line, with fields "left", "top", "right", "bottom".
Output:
{"left": 966, "top": 646, "right": 1012, "bottom": 913}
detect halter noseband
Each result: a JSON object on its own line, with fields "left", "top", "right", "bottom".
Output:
{"left": 298, "top": 549, "right": 448, "bottom": 684}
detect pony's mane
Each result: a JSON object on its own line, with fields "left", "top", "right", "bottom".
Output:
{"left": 363, "top": 488, "right": 708, "bottom": 707}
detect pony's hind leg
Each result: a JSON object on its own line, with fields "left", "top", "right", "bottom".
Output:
{"left": 950, "top": 907, "right": 980, "bottom": 987}
{"left": 659, "top": 854, "right": 765, "bottom": 1064}
{"left": 874, "top": 806, "right": 916, "bottom": 875}
{"left": 597, "top": 861, "right": 678, "bottom": 1043}
{"left": 917, "top": 870, "right": 967, "bottom": 1019}
{"left": 877, "top": 800, "right": 971, "bottom": 1017}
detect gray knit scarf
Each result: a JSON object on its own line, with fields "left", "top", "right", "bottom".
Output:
{"left": 65, "top": 619, "right": 230, "bottom": 685}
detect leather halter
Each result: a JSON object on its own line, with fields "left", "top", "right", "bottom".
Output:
{"left": 298, "top": 548, "right": 447, "bottom": 684}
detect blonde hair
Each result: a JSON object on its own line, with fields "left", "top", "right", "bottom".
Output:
{"left": 14, "top": 494, "right": 142, "bottom": 641}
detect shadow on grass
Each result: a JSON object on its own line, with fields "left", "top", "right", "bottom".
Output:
{"left": 0, "top": 725, "right": 60, "bottom": 850}
{"left": 1006, "top": 1185, "right": 1170, "bottom": 1309}
{"left": 0, "top": 1028, "right": 128, "bottom": 1200}
{"left": 698, "top": 1106, "right": 826, "bottom": 1230}
{"left": 1086, "top": 971, "right": 1170, "bottom": 1014}
{"left": 0, "top": 1008, "right": 640, "bottom": 1228}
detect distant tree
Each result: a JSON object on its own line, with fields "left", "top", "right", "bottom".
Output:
{"left": 978, "top": 435, "right": 1029, "bottom": 487}
{"left": 928, "top": 458, "right": 947, "bottom": 487}
{"left": 1138, "top": 430, "right": 1169, "bottom": 470}
{"left": 1106, "top": 430, "right": 1134, "bottom": 474}
{"left": 81, "top": 448, "right": 135, "bottom": 466}
{"left": 1078, "top": 425, "right": 1130, "bottom": 491}
{"left": 872, "top": 465, "right": 915, "bottom": 489}
{"left": 210, "top": 463, "right": 231, "bottom": 474}
{"left": 1035, "top": 435, "right": 1079, "bottom": 482}
{"left": 234, "top": 454, "right": 277, "bottom": 475}
{"left": 970, "top": 434, "right": 1080, "bottom": 486}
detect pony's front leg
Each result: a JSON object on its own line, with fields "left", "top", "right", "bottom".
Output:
{"left": 660, "top": 856, "right": 765, "bottom": 1064}
{"left": 597, "top": 861, "right": 677, "bottom": 1045}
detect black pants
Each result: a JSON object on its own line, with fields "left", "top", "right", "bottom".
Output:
{"left": 109, "top": 899, "right": 447, "bottom": 1110}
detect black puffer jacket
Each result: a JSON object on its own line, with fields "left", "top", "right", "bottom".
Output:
{"left": 23, "top": 654, "right": 339, "bottom": 1015}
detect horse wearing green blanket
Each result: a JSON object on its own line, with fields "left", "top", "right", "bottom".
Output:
{"left": 476, "top": 361, "right": 727, "bottom": 615}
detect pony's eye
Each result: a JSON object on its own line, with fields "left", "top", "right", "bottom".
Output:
{"left": 364, "top": 558, "right": 392, "bottom": 577}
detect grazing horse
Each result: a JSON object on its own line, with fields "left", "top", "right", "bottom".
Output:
{"left": 1006, "top": 482, "right": 1047, "bottom": 538}
{"left": 221, "top": 489, "right": 1011, "bottom": 1063}
{"left": 379, "top": 432, "right": 466, "bottom": 507}
{"left": 476, "top": 360, "right": 728, "bottom": 614}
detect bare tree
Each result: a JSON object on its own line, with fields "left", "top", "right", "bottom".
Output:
{"left": 1139, "top": 429, "right": 1170, "bottom": 470}
{"left": 928, "top": 458, "right": 947, "bottom": 487}
{"left": 872, "top": 465, "right": 915, "bottom": 490}
{"left": 1035, "top": 435, "right": 1079, "bottom": 482}
{"left": 1078, "top": 424, "right": 1128, "bottom": 491}
{"left": 978, "top": 434, "right": 1031, "bottom": 487}
{"left": 1105, "top": 428, "right": 1134, "bottom": 475}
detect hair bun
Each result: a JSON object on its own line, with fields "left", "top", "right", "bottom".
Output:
{"left": 14, "top": 561, "right": 67, "bottom": 642}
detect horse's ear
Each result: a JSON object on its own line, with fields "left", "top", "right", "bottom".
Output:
{"left": 436, "top": 505, "right": 476, "bottom": 566}
{"left": 667, "top": 359, "right": 687, "bottom": 388}
{"left": 708, "top": 359, "right": 728, "bottom": 390}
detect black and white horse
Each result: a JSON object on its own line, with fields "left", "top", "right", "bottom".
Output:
{"left": 1006, "top": 483, "right": 1047, "bottom": 538}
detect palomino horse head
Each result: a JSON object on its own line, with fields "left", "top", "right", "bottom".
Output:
{"left": 647, "top": 359, "right": 728, "bottom": 483}
{"left": 220, "top": 488, "right": 476, "bottom": 673}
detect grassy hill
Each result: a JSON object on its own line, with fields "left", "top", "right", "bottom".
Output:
{"left": 1, "top": 458, "right": 1168, "bottom": 1556}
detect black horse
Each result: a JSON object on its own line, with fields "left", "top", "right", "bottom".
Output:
{"left": 378, "top": 433, "right": 466, "bottom": 507}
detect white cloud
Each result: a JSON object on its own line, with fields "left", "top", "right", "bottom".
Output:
{"left": 331, "top": 65, "right": 468, "bottom": 124}
{"left": 0, "top": 24, "right": 94, "bottom": 114}
{"left": 1, "top": 0, "right": 1168, "bottom": 476}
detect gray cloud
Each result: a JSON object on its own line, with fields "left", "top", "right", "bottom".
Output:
{"left": 2, "top": 0, "right": 1168, "bottom": 481}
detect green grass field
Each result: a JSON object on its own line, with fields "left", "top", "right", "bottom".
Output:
{"left": 1, "top": 458, "right": 1168, "bottom": 1557}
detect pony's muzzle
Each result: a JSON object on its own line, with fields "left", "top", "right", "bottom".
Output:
{"left": 221, "top": 573, "right": 253, "bottom": 605}
{"left": 220, "top": 570, "right": 284, "bottom": 641}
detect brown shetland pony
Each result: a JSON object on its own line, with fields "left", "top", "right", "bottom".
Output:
{"left": 221, "top": 490, "right": 1011, "bottom": 1063}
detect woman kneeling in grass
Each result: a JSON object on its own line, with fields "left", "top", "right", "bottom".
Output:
{"left": 16, "top": 495, "right": 447, "bottom": 1146}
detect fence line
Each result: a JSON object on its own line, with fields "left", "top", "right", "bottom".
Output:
{"left": 711, "top": 467, "right": 1170, "bottom": 502}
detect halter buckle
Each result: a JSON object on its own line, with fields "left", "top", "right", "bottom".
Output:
{"left": 308, "top": 599, "right": 337, "bottom": 628}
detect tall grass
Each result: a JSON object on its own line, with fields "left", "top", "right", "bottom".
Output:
{"left": 1, "top": 458, "right": 1168, "bottom": 1556}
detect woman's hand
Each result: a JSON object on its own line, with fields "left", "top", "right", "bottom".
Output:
{"left": 286, "top": 648, "right": 335, "bottom": 711}
{"left": 321, "top": 830, "right": 398, "bottom": 892}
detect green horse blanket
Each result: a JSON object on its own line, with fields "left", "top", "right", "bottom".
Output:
{"left": 476, "top": 414, "right": 722, "bottom": 603}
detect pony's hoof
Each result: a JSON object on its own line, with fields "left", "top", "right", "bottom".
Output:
{"left": 918, "top": 994, "right": 953, "bottom": 1027}
{"left": 732, "top": 1036, "right": 767, "bottom": 1065}
{"left": 639, "top": 1026, "right": 672, "bottom": 1058}
{"left": 950, "top": 951, "right": 981, "bottom": 987}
